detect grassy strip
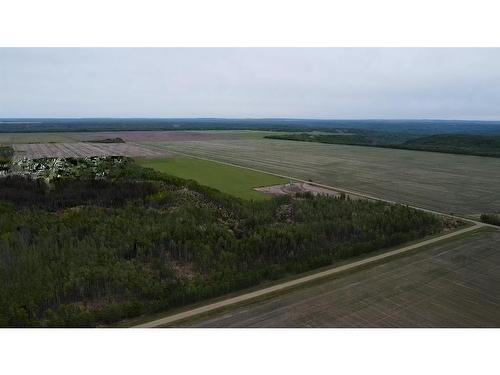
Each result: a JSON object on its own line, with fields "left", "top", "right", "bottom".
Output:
{"left": 138, "top": 157, "right": 287, "bottom": 200}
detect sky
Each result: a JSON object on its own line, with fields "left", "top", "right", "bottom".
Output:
{"left": 1, "top": 48, "right": 500, "bottom": 119}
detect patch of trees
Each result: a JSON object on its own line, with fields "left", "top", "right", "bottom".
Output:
{"left": 84, "top": 137, "right": 125, "bottom": 143}
{"left": 0, "top": 176, "right": 158, "bottom": 210}
{"left": 0, "top": 159, "right": 451, "bottom": 327}
{"left": 265, "top": 133, "right": 373, "bottom": 145}
{"left": 265, "top": 133, "right": 500, "bottom": 158}
{"left": 403, "top": 134, "right": 500, "bottom": 158}
{"left": 0, "top": 146, "right": 14, "bottom": 170}
{"left": 480, "top": 214, "right": 500, "bottom": 226}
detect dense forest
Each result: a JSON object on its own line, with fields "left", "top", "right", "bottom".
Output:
{"left": 0, "top": 158, "right": 453, "bottom": 327}
{"left": 403, "top": 134, "right": 500, "bottom": 157}
{"left": 480, "top": 214, "right": 500, "bottom": 226}
{"left": 267, "top": 132, "right": 371, "bottom": 145}
{"left": 265, "top": 132, "right": 500, "bottom": 158}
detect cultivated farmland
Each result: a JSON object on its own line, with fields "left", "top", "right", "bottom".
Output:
{"left": 0, "top": 130, "right": 258, "bottom": 144}
{"left": 2, "top": 129, "right": 500, "bottom": 328}
{"left": 180, "top": 229, "right": 500, "bottom": 328}
{"left": 12, "top": 142, "right": 169, "bottom": 159}
{"left": 8, "top": 132, "right": 500, "bottom": 212}
{"left": 140, "top": 136, "right": 500, "bottom": 215}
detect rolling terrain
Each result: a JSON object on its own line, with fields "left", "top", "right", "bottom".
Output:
{"left": 1, "top": 154, "right": 449, "bottom": 327}
{"left": 2, "top": 128, "right": 500, "bottom": 327}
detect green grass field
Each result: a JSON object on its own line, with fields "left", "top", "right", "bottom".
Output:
{"left": 138, "top": 156, "right": 287, "bottom": 200}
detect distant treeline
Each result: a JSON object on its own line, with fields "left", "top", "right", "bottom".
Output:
{"left": 265, "top": 133, "right": 500, "bottom": 158}
{"left": 83, "top": 137, "right": 125, "bottom": 144}
{"left": 266, "top": 132, "right": 408, "bottom": 146}
{"left": 0, "top": 158, "right": 450, "bottom": 327}
{"left": 403, "top": 134, "right": 500, "bottom": 157}
{"left": 2, "top": 118, "right": 500, "bottom": 135}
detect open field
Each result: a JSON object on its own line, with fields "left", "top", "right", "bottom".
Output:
{"left": 138, "top": 157, "right": 287, "bottom": 200}
{"left": 140, "top": 137, "right": 500, "bottom": 215}
{"left": 177, "top": 229, "right": 500, "bottom": 328}
{"left": 12, "top": 142, "right": 169, "bottom": 159}
{"left": 10, "top": 130, "right": 498, "bottom": 213}
{"left": 8, "top": 131, "right": 500, "bottom": 213}
{"left": 0, "top": 130, "right": 271, "bottom": 144}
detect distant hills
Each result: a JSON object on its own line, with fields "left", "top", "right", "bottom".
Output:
{"left": 1, "top": 118, "right": 500, "bottom": 135}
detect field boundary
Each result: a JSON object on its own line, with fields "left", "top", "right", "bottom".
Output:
{"left": 141, "top": 144, "right": 497, "bottom": 228}
{"left": 133, "top": 144, "right": 499, "bottom": 328}
{"left": 134, "top": 224, "right": 483, "bottom": 328}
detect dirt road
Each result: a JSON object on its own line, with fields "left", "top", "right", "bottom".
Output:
{"left": 190, "top": 230, "right": 500, "bottom": 328}
{"left": 134, "top": 224, "right": 485, "bottom": 328}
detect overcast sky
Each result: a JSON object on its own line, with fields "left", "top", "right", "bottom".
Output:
{"left": 1, "top": 48, "right": 499, "bottom": 119}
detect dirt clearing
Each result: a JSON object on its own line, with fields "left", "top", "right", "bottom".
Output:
{"left": 255, "top": 182, "right": 342, "bottom": 197}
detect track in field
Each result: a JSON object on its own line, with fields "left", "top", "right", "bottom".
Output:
{"left": 142, "top": 138, "right": 500, "bottom": 215}
{"left": 180, "top": 230, "right": 500, "bottom": 328}
{"left": 12, "top": 142, "right": 169, "bottom": 159}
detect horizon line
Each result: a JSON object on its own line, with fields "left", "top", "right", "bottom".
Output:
{"left": 1, "top": 117, "right": 500, "bottom": 123}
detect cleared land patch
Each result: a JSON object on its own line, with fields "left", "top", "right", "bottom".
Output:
{"left": 138, "top": 157, "right": 287, "bottom": 200}
{"left": 255, "top": 182, "right": 342, "bottom": 197}
{"left": 182, "top": 230, "right": 500, "bottom": 328}
{"left": 141, "top": 137, "right": 500, "bottom": 214}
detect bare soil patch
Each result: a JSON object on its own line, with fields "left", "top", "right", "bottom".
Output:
{"left": 255, "top": 182, "right": 341, "bottom": 197}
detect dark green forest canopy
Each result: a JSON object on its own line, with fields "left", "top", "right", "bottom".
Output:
{"left": 0, "top": 145, "right": 14, "bottom": 170}
{"left": 480, "top": 214, "right": 500, "bottom": 226}
{"left": 402, "top": 134, "right": 500, "bottom": 157}
{"left": 265, "top": 132, "right": 500, "bottom": 158}
{"left": 0, "top": 158, "right": 457, "bottom": 327}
